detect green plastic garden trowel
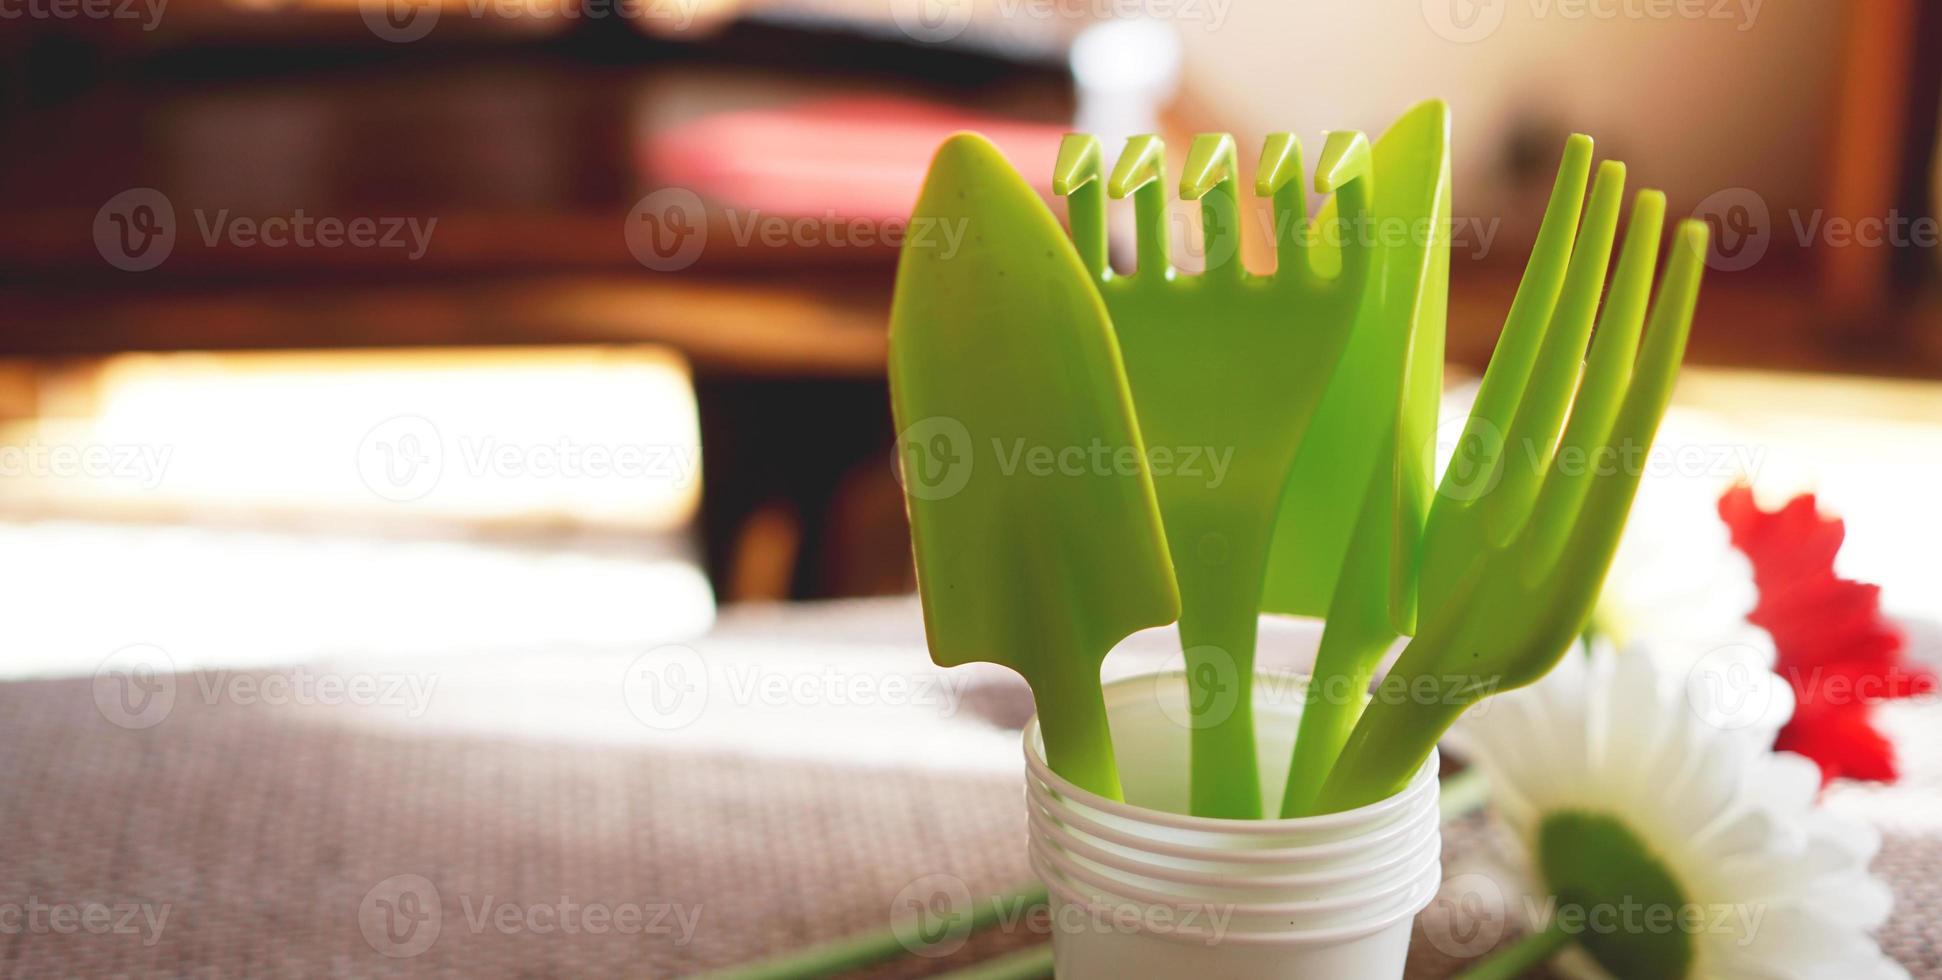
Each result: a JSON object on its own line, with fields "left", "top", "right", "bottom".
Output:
{"left": 1267, "top": 100, "right": 1452, "bottom": 817}
{"left": 889, "top": 132, "right": 1180, "bottom": 801}
{"left": 1056, "top": 129, "right": 1375, "bottom": 818}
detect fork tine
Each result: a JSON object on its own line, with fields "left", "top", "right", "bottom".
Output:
{"left": 1182, "top": 134, "right": 1244, "bottom": 281}
{"left": 1315, "top": 130, "right": 1375, "bottom": 299}
{"left": 1108, "top": 135, "right": 1170, "bottom": 281}
{"left": 1055, "top": 134, "right": 1109, "bottom": 281}
{"left": 1445, "top": 136, "right": 1595, "bottom": 490}
{"left": 1521, "top": 189, "right": 1666, "bottom": 575}
{"left": 1256, "top": 133, "right": 1307, "bottom": 282}
{"left": 1481, "top": 159, "right": 1626, "bottom": 544}
{"left": 1547, "top": 219, "right": 1707, "bottom": 628}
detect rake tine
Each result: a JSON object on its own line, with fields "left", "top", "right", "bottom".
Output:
{"left": 1054, "top": 134, "right": 1109, "bottom": 281}
{"left": 1482, "top": 159, "right": 1626, "bottom": 545}
{"left": 1315, "top": 130, "right": 1375, "bottom": 299}
{"left": 1522, "top": 189, "right": 1666, "bottom": 577}
{"left": 1108, "top": 135, "right": 1171, "bottom": 281}
{"left": 1256, "top": 133, "right": 1308, "bottom": 283}
{"left": 1181, "top": 133, "right": 1244, "bottom": 281}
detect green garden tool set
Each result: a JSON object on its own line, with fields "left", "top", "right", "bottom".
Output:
{"left": 889, "top": 100, "right": 1709, "bottom": 819}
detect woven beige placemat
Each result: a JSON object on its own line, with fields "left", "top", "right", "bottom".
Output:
{"left": 4, "top": 598, "right": 1935, "bottom": 977}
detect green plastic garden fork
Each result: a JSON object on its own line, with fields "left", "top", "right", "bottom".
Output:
{"left": 1314, "top": 138, "right": 1709, "bottom": 813}
{"left": 1055, "top": 129, "right": 1376, "bottom": 818}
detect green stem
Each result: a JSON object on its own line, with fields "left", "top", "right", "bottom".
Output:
{"left": 1454, "top": 917, "right": 1572, "bottom": 980}
{"left": 1179, "top": 601, "right": 1261, "bottom": 818}
{"left": 1281, "top": 610, "right": 1390, "bottom": 816}
{"left": 697, "top": 884, "right": 1048, "bottom": 980}
{"left": 1029, "top": 659, "right": 1121, "bottom": 800}
{"left": 1315, "top": 687, "right": 1466, "bottom": 814}
{"left": 930, "top": 944, "right": 1056, "bottom": 980}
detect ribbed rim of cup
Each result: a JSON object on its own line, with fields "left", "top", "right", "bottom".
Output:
{"left": 1024, "top": 775, "right": 1435, "bottom": 866}
{"left": 1021, "top": 670, "right": 1441, "bottom": 833}
{"left": 1029, "top": 845, "right": 1443, "bottom": 948}
{"left": 1027, "top": 830, "right": 1442, "bottom": 919}
{"left": 1028, "top": 797, "right": 1441, "bottom": 891}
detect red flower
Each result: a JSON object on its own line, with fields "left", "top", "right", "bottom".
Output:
{"left": 1718, "top": 485, "right": 1931, "bottom": 785}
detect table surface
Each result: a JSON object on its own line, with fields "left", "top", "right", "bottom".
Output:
{"left": 4, "top": 594, "right": 1941, "bottom": 977}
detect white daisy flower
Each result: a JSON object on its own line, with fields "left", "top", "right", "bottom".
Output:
{"left": 1448, "top": 642, "right": 1904, "bottom": 979}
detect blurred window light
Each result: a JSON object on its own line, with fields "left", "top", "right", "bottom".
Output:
{"left": 0, "top": 346, "right": 702, "bottom": 533}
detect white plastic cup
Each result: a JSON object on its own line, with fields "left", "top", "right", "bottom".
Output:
{"left": 1024, "top": 670, "right": 1442, "bottom": 979}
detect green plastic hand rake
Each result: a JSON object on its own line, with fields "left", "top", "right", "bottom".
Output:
{"left": 1055, "top": 129, "right": 1375, "bottom": 818}
{"left": 1314, "top": 138, "right": 1710, "bottom": 813}
{"left": 1262, "top": 100, "right": 1452, "bottom": 817}
{"left": 889, "top": 133, "right": 1180, "bottom": 800}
